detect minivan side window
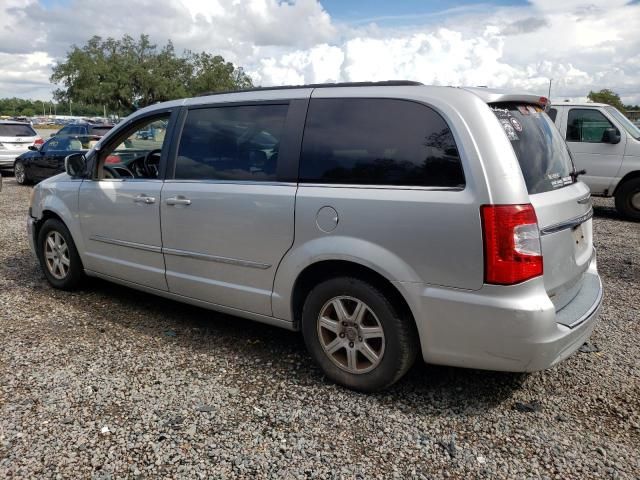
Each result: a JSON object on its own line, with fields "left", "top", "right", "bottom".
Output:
{"left": 174, "top": 104, "right": 288, "bottom": 181}
{"left": 299, "top": 98, "right": 465, "bottom": 187}
{"left": 567, "top": 109, "right": 616, "bottom": 143}
{"left": 547, "top": 108, "right": 558, "bottom": 122}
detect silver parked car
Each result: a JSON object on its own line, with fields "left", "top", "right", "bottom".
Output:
{"left": 27, "top": 82, "right": 603, "bottom": 391}
{"left": 0, "top": 120, "right": 43, "bottom": 169}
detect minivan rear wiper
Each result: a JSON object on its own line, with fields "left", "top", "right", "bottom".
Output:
{"left": 571, "top": 169, "right": 587, "bottom": 182}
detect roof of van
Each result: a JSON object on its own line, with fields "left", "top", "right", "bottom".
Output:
{"left": 130, "top": 82, "right": 549, "bottom": 118}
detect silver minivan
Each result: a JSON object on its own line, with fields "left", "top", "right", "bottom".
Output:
{"left": 27, "top": 82, "right": 603, "bottom": 391}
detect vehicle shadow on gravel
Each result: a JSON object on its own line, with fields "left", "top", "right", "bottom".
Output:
{"left": 6, "top": 243, "right": 527, "bottom": 414}
{"left": 71, "top": 276, "right": 526, "bottom": 412}
{"left": 592, "top": 202, "right": 626, "bottom": 221}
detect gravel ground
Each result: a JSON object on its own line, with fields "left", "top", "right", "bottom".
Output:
{"left": 0, "top": 176, "right": 638, "bottom": 479}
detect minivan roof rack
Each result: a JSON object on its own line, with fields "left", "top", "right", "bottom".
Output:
{"left": 197, "top": 80, "right": 424, "bottom": 97}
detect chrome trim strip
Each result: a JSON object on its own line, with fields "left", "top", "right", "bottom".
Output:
{"left": 90, "top": 235, "right": 162, "bottom": 253}
{"left": 300, "top": 183, "right": 465, "bottom": 191}
{"left": 576, "top": 193, "right": 592, "bottom": 205}
{"left": 162, "top": 247, "right": 271, "bottom": 270}
{"left": 540, "top": 208, "right": 594, "bottom": 236}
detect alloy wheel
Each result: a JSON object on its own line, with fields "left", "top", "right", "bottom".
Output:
{"left": 14, "top": 162, "right": 25, "bottom": 184}
{"left": 44, "top": 231, "right": 70, "bottom": 280}
{"left": 317, "top": 296, "right": 386, "bottom": 374}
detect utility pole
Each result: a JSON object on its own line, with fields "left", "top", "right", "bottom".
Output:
{"left": 548, "top": 78, "right": 553, "bottom": 101}
{"left": 69, "top": 100, "right": 72, "bottom": 116}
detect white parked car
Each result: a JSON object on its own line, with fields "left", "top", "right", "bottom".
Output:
{"left": 548, "top": 103, "right": 640, "bottom": 220}
{"left": 0, "top": 121, "right": 43, "bottom": 170}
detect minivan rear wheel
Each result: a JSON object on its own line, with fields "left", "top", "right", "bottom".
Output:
{"left": 37, "top": 219, "right": 84, "bottom": 290}
{"left": 301, "top": 276, "right": 418, "bottom": 392}
{"left": 614, "top": 177, "right": 640, "bottom": 221}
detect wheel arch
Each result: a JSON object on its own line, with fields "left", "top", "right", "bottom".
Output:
{"left": 34, "top": 201, "right": 87, "bottom": 266}
{"left": 613, "top": 170, "right": 640, "bottom": 196}
{"left": 285, "top": 260, "right": 420, "bottom": 347}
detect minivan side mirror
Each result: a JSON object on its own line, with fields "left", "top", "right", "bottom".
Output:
{"left": 65, "top": 153, "right": 87, "bottom": 178}
{"left": 602, "top": 128, "right": 621, "bottom": 144}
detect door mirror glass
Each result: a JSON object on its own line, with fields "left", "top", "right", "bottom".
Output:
{"left": 602, "top": 127, "right": 621, "bottom": 144}
{"left": 28, "top": 145, "right": 39, "bottom": 151}
{"left": 65, "top": 152, "right": 87, "bottom": 177}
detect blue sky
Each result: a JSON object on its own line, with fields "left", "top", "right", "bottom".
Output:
{"left": 320, "top": 0, "right": 525, "bottom": 23}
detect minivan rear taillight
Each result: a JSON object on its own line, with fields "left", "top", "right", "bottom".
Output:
{"left": 480, "top": 204, "right": 543, "bottom": 285}
{"left": 34, "top": 137, "right": 44, "bottom": 146}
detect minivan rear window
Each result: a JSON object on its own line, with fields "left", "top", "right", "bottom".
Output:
{"left": 491, "top": 104, "right": 574, "bottom": 194}
{"left": 300, "top": 98, "right": 465, "bottom": 188}
{"left": 0, "top": 124, "right": 36, "bottom": 137}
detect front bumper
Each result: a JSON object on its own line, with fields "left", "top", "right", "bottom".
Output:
{"left": 27, "top": 215, "right": 37, "bottom": 257}
{"left": 403, "top": 254, "right": 603, "bottom": 372}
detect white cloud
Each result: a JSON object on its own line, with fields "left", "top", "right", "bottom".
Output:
{"left": 0, "top": 0, "right": 639, "bottom": 105}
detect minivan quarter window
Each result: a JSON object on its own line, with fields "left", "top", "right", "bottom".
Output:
{"left": 174, "top": 104, "right": 288, "bottom": 181}
{"left": 300, "top": 98, "right": 465, "bottom": 188}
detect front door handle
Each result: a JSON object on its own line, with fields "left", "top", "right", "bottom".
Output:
{"left": 166, "top": 196, "right": 192, "bottom": 206}
{"left": 133, "top": 194, "right": 156, "bottom": 204}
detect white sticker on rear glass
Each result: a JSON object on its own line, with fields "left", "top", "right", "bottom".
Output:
{"left": 510, "top": 117, "right": 523, "bottom": 132}
{"left": 500, "top": 119, "right": 519, "bottom": 141}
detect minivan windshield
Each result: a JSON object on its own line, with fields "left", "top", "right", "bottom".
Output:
{"left": 491, "top": 103, "right": 575, "bottom": 194}
{"left": 605, "top": 106, "right": 640, "bottom": 140}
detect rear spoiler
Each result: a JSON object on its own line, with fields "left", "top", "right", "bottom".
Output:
{"left": 461, "top": 87, "right": 549, "bottom": 110}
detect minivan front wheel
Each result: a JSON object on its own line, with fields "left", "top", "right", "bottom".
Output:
{"left": 302, "top": 277, "right": 418, "bottom": 392}
{"left": 37, "top": 219, "right": 84, "bottom": 290}
{"left": 615, "top": 177, "right": 640, "bottom": 221}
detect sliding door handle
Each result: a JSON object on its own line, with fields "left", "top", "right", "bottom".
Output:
{"left": 166, "top": 196, "right": 192, "bottom": 206}
{"left": 133, "top": 194, "right": 156, "bottom": 204}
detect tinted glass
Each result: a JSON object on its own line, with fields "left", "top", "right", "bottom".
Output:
{"left": 47, "top": 136, "right": 88, "bottom": 151}
{"left": 547, "top": 108, "right": 558, "bottom": 122}
{"left": 300, "top": 98, "right": 464, "bottom": 187}
{"left": 567, "top": 109, "right": 615, "bottom": 143}
{"left": 491, "top": 103, "right": 574, "bottom": 194}
{"left": 175, "top": 105, "right": 288, "bottom": 181}
{"left": 0, "top": 124, "right": 36, "bottom": 137}
{"left": 90, "top": 126, "right": 113, "bottom": 136}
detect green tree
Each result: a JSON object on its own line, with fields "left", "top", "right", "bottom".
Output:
{"left": 50, "top": 34, "right": 254, "bottom": 115}
{"left": 587, "top": 89, "right": 626, "bottom": 112}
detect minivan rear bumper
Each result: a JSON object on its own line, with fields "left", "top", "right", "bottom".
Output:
{"left": 403, "top": 253, "right": 603, "bottom": 372}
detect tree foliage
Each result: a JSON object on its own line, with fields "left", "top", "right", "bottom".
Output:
{"left": 0, "top": 98, "right": 104, "bottom": 117}
{"left": 587, "top": 89, "right": 626, "bottom": 112}
{"left": 50, "top": 35, "right": 253, "bottom": 114}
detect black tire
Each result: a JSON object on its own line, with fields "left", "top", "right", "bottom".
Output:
{"left": 37, "top": 218, "right": 85, "bottom": 290}
{"left": 614, "top": 177, "right": 640, "bottom": 221}
{"left": 301, "top": 276, "right": 418, "bottom": 392}
{"left": 14, "top": 160, "right": 30, "bottom": 185}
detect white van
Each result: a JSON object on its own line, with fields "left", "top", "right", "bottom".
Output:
{"left": 548, "top": 102, "right": 640, "bottom": 220}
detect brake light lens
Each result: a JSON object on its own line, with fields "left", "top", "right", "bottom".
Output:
{"left": 34, "top": 137, "right": 44, "bottom": 146}
{"left": 480, "top": 204, "right": 543, "bottom": 285}
{"left": 105, "top": 155, "right": 121, "bottom": 164}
